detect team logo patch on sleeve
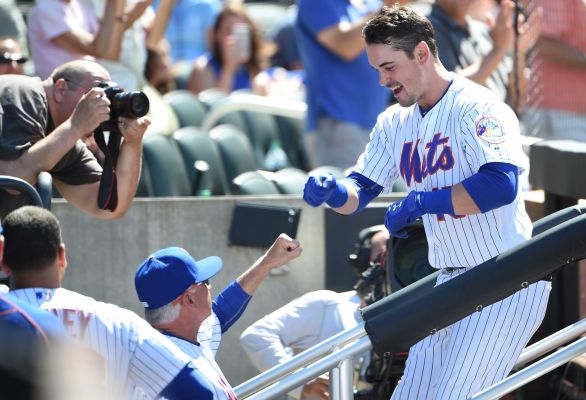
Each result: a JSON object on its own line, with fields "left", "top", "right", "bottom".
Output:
{"left": 476, "top": 116, "right": 506, "bottom": 144}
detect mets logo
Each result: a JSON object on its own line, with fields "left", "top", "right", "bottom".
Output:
{"left": 476, "top": 116, "right": 506, "bottom": 144}
{"left": 400, "top": 133, "right": 455, "bottom": 186}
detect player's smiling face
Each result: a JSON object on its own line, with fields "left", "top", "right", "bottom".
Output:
{"left": 366, "top": 42, "right": 425, "bottom": 108}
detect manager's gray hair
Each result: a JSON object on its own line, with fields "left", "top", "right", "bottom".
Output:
{"left": 144, "top": 302, "right": 180, "bottom": 326}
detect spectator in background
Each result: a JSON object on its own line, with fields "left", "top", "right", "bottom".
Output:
{"left": 295, "top": 0, "right": 389, "bottom": 170}
{"left": 188, "top": 3, "right": 267, "bottom": 95}
{"left": 523, "top": 0, "right": 586, "bottom": 141}
{"left": 0, "top": 59, "right": 149, "bottom": 219}
{"left": 145, "top": 38, "right": 175, "bottom": 94}
{"left": 0, "top": 37, "right": 26, "bottom": 75}
{"left": 0, "top": 0, "right": 27, "bottom": 56}
{"left": 81, "top": 0, "right": 179, "bottom": 136}
{"left": 154, "top": 0, "right": 222, "bottom": 64}
{"left": 80, "top": 0, "right": 175, "bottom": 91}
{"left": 251, "top": 5, "right": 307, "bottom": 100}
{"left": 27, "top": 0, "right": 128, "bottom": 80}
{"left": 268, "top": 6, "right": 302, "bottom": 71}
{"left": 412, "top": 0, "right": 542, "bottom": 113}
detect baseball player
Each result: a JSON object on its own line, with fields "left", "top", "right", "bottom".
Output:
{"left": 2, "top": 206, "right": 215, "bottom": 400}
{"left": 134, "top": 234, "right": 303, "bottom": 400}
{"left": 303, "top": 5, "right": 551, "bottom": 400}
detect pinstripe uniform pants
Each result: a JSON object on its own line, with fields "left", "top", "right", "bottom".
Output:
{"left": 391, "top": 268, "right": 551, "bottom": 400}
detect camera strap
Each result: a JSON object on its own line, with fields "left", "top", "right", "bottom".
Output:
{"left": 94, "top": 128, "right": 122, "bottom": 211}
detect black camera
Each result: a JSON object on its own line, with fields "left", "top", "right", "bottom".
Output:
{"left": 97, "top": 81, "right": 149, "bottom": 133}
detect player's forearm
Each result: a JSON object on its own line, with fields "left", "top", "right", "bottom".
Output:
{"left": 451, "top": 183, "right": 481, "bottom": 215}
{"left": 331, "top": 181, "right": 359, "bottom": 215}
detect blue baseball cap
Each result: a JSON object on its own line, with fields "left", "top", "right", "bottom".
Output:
{"left": 134, "top": 247, "right": 222, "bottom": 309}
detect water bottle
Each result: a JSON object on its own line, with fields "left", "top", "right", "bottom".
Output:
{"left": 264, "top": 139, "right": 289, "bottom": 171}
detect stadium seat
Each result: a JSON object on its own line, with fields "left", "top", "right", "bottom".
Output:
{"left": 241, "top": 110, "right": 281, "bottom": 166}
{"left": 271, "top": 167, "right": 307, "bottom": 195}
{"left": 173, "top": 127, "right": 231, "bottom": 196}
{"left": 142, "top": 134, "right": 192, "bottom": 197}
{"left": 135, "top": 157, "right": 154, "bottom": 197}
{"left": 209, "top": 125, "right": 259, "bottom": 183}
{"left": 163, "top": 90, "right": 207, "bottom": 128}
{"left": 274, "top": 115, "right": 310, "bottom": 171}
{"left": 231, "top": 171, "right": 280, "bottom": 195}
{"left": 198, "top": 88, "right": 229, "bottom": 111}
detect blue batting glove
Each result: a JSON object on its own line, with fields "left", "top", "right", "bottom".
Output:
{"left": 385, "top": 191, "right": 424, "bottom": 238}
{"left": 303, "top": 174, "right": 337, "bottom": 207}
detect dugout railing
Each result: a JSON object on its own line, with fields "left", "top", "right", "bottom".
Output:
{"left": 234, "top": 205, "right": 586, "bottom": 400}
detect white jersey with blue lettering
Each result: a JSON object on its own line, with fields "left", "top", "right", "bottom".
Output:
{"left": 11, "top": 288, "right": 192, "bottom": 400}
{"left": 165, "top": 332, "right": 237, "bottom": 400}
{"left": 355, "top": 73, "right": 532, "bottom": 269}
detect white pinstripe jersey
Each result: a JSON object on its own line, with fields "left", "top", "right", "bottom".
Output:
{"left": 166, "top": 333, "right": 237, "bottom": 400}
{"left": 11, "top": 288, "right": 192, "bottom": 400}
{"left": 198, "top": 313, "right": 221, "bottom": 356}
{"left": 355, "top": 74, "right": 532, "bottom": 269}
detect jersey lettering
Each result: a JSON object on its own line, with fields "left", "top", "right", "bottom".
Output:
{"left": 400, "top": 133, "right": 454, "bottom": 186}
{"left": 49, "top": 308, "right": 93, "bottom": 340}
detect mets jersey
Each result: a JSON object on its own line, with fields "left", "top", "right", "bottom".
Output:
{"left": 11, "top": 287, "right": 192, "bottom": 400}
{"left": 355, "top": 73, "right": 532, "bottom": 269}
{"left": 165, "top": 332, "right": 237, "bottom": 400}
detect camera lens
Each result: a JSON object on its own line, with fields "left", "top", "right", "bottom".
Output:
{"left": 111, "top": 91, "right": 150, "bottom": 118}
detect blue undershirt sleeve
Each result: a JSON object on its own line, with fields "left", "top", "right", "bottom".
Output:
{"left": 159, "top": 364, "right": 213, "bottom": 400}
{"left": 212, "top": 280, "right": 251, "bottom": 333}
{"left": 461, "top": 162, "right": 518, "bottom": 213}
{"left": 346, "top": 172, "right": 384, "bottom": 213}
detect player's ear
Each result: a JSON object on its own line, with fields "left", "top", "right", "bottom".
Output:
{"left": 57, "top": 243, "right": 68, "bottom": 276}
{"left": 415, "top": 41, "right": 429, "bottom": 64}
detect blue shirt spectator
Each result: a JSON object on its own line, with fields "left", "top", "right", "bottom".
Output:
{"left": 154, "top": 0, "right": 221, "bottom": 63}
{"left": 295, "top": 0, "right": 389, "bottom": 169}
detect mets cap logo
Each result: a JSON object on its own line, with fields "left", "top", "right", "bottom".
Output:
{"left": 476, "top": 116, "right": 506, "bottom": 144}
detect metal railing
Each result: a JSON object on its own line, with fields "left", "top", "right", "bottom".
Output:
{"left": 236, "top": 316, "right": 586, "bottom": 400}
{"left": 235, "top": 207, "right": 586, "bottom": 400}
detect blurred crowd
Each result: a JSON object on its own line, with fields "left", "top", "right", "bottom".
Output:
{"left": 0, "top": 0, "right": 583, "bottom": 172}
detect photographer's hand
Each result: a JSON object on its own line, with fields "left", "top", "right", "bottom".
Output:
{"left": 69, "top": 87, "right": 111, "bottom": 138}
{"left": 118, "top": 116, "right": 150, "bottom": 145}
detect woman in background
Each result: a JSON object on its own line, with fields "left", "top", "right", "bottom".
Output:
{"left": 187, "top": 3, "right": 265, "bottom": 94}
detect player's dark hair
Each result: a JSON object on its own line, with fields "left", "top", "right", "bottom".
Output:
{"left": 363, "top": 5, "right": 438, "bottom": 59}
{"left": 3, "top": 206, "right": 62, "bottom": 272}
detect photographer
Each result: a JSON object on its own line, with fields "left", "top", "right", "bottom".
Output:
{"left": 240, "top": 229, "right": 391, "bottom": 400}
{"left": 0, "top": 59, "right": 150, "bottom": 219}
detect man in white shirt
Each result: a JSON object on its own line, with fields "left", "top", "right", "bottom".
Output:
{"left": 240, "top": 229, "right": 390, "bottom": 399}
